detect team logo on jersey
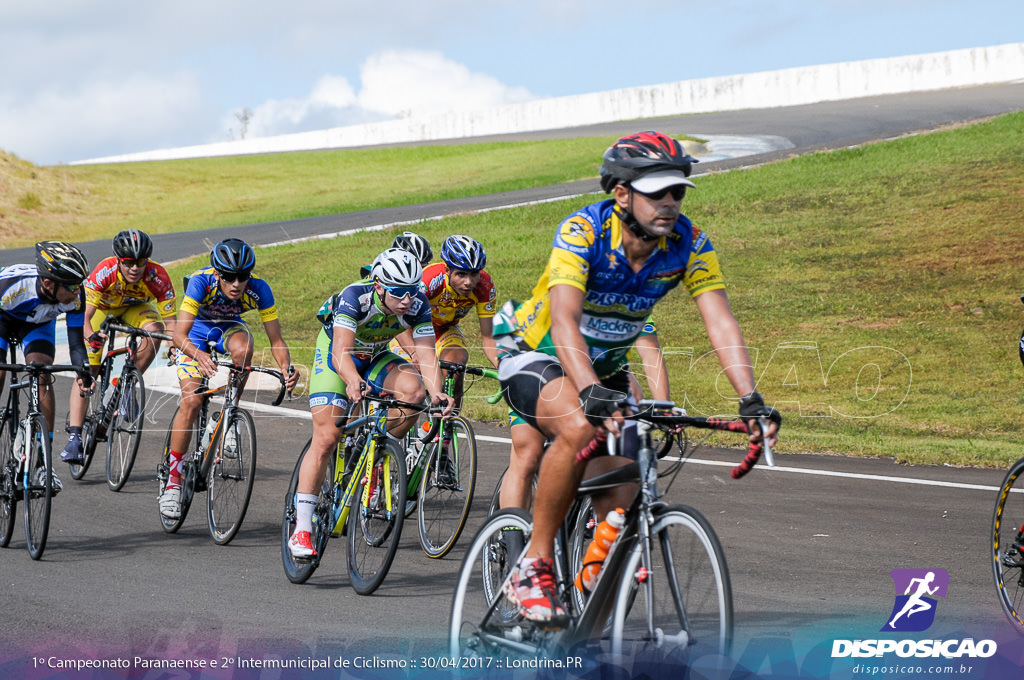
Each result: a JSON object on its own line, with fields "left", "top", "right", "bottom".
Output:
{"left": 559, "top": 217, "right": 594, "bottom": 248}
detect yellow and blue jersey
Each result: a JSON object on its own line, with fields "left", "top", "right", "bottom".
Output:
{"left": 513, "top": 199, "right": 724, "bottom": 377}
{"left": 179, "top": 267, "right": 278, "bottom": 324}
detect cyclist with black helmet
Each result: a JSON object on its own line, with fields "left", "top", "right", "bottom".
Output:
{"left": 495, "top": 131, "right": 781, "bottom": 625}
{"left": 0, "top": 241, "right": 91, "bottom": 493}
{"left": 392, "top": 234, "right": 500, "bottom": 406}
{"left": 161, "top": 238, "right": 298, "bottom": 519}
{"left": 60, "top": 229, "right": 177, "bottom": 464}
{"left": 358, "top": 231, "right": 433, "bottom": 279}
{"left": 287, "top": 247, "right": 452, "bottom": 560}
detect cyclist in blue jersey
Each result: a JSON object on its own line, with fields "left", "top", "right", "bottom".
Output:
{"left": 160, "top": 238, "right": 298, "bottom": 519}
{"left": 0, "top": 241, "right": 91, "bottom": 493}
{"left": 287, "top": 247, "right": 452, "bottom": 559}
{"left": 496, "top": 132, "right": 781, "bottom": 625}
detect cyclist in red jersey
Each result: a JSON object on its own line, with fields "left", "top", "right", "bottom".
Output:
{"left": 60, "top": 230, "right": 177, "bottom": 465}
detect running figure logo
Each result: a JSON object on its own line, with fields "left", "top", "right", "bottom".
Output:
{"left": 882, "top": 568, "right": 949, "bottom": 632}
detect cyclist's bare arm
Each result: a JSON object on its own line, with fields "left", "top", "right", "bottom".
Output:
{"left": 263, "top": 318, "right": 297, "bottom": 390}
{"left": 477, "top": 316, "right": 501, "bottom": 369}
{"left": 411, "top": 335, "right": 453, "bottom": 416}
{"left": 330, "top": 326, "right": 366, "bottom": 404}
{"left": 633, "top": 331, "right": 669, "bottom": 401}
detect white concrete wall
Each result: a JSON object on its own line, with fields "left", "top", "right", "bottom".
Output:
{"left": 75, "top": 42, "right": 1024, "bottom": 165}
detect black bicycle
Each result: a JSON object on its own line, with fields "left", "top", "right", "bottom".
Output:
{"left": 451, "top": 400, "right": 774, "bottom": 662}
{"left": 0, "top": 339, "right": 89, "bottom": 559}
{"left": 157, "top": 342, "right": 287, "bottom": 544}
{"left": 68, "top": 318, "right": 171, "bottom": 491}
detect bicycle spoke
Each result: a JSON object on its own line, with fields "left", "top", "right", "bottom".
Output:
{"left": 611, "top": 506, "right": 732, "bottom": 662}
{"left": 992, "top": 458, "right": 1024, "bottom": 633}
{"left": 207, "top": 409, "right": 257, "bottom": 545}
{"left": 346, "top": 440, "right": 406, "bottom": 595}
{"left": 418, "top": 415, "right": 477, "bottom": 558}
{"left": 106, "top": 368, "right": 145, "bottom": 491}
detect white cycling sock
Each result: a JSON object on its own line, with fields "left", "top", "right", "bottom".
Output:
{"left": 295, "top": 493, "right": 317, "bottom": 534}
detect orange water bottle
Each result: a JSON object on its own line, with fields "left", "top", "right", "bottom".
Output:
{"left": 575, "top": 507, "right": 625, "bottom": 593}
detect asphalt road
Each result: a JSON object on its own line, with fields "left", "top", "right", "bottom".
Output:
{"left": 1, "top": 377, "right": 1021, "bottom": 677}
{"left": 3, "top": 83, "right": 1024, "bottom": 678}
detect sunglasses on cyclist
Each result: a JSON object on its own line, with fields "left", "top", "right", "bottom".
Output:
{"left": 119, "top": 257, "right": 148, "bottom": 269}
{"left": 218, "top": 271, "right": 251, "bottom": 283}
{"left": 634, "top": 185, "right": 687, "bottom": 201}
{"left": 380, "top": 284, "right": 419, "bottom": 300}
{"left": 62, "top": 282, "right": 82, "bottom": 293}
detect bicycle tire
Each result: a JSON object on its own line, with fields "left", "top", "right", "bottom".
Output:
{"left": 207, "top": 408, "right": 257, "bottom": 545}
{"left": 992, "top": 456, "right": 1024, "bottom": 634}
{"left": 0, "top": 410, "right": 17, "bottom": 548}
{"left": 450, "top": 508, "right": 533, "bottom": 659}
{"left": 418, "top": 415, "right": 477, "bottom": 558}
{"left": 24, "top": 413, "right": 53, "bottom": 560}
{"left": 105, "top": 368, "right": 145, "bottom": 491}
{"left": 70, "top": 378, "right": 105, "bottom": 480}
{"left": 282, "top": 439, "right": 335, "bottom": 584}
{"left": 610, "top": 505, "right": 733, "bottom": 661}
{"left": 486, "top": 466, "right": 537, "bottom": 517}
{"left": 346, "top": 438, "right": 406, "bottom": 595}
{"left": 158, "top": 405, "right": 198, "bottom": 533}
{"left": 567, "top": 495, "right": 597, "bottom": 616}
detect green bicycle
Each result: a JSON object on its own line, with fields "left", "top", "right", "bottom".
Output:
{"left": 281, "top": 392, "right": 429, "bottom": 595}
{"left": 402, "top": 360, "right": 500, "bottom": 559}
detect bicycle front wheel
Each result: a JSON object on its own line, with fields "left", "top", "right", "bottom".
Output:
{"left": 418, "top": 415, "right": 477, "bottom": 558}
{"left": 207, "top": 408, "right": 257, "bottom": 545}
{"left": 70, "top": 380, "right": 104, "bottom": 480}
{"left": 611, "top": 505, "right": 733, "bottom": 662}
{"left": 106, "top": 368, "right": 145, "bottom": 491}
{"left": 0, "top": 410, "right": 17, "bottom": 548}
{"left": 450, "top": 508, "right": 533, "bottom": 659}
{"left": 24, "top": 414, "right": 53, "bottom": 560}
{"left": 346, "top": 438, "right": 406, "bottom": 595}
{"left": 282, "top": 439, "right": 334, "bottom": 584}
{"left": 992, "top": 456, "right": 1024, "bottom": 634}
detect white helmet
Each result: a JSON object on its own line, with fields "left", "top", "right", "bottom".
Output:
{"left": 371, "top": 248, "right": 422, "bottom": 287}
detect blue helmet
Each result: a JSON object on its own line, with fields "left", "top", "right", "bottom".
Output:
{"left": 210, "top": 238, "right": 255, "bottom": 274}
{"left": 440, "top": 235, "right": 486, "bottom": 272}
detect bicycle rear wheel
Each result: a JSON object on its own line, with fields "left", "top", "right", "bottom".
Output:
{"left": 568, "top": 495, "right": 597, "bottom": 615}
{"left": 0, "top": 410, "right": 17, "bottom": 548}
{"left": 70, "top": 379, "right": 104, "bottom": 480}
{"left": 346, "top": 438, "right": 406, "bottom": 595}
{"left": 992, "top": 456, "right": 1024, "bottom": 634}
{"left": 207, "top": 408, "right": 257, "bottom": 545}
{"left": 450, "top": 508, "right": 534, "bottom": 659}
{"left": 24, "top": 414, "right": 53, "bottom": 560}
{"left": 418, "top": 415, "right": 477, "bottom": 558}
{"left": 158, "top": 405, "right": 198, "bottom": 533}
{"left": 106, "top": 368, "right": 145, "bottom": 491}
{"left": 282, "top": 439, "right": 334, "bottom": 584}
{"left": 611, "top": 505, "right": 733, "bottom": 661}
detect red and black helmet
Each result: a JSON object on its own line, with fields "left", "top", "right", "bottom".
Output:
{"left": 599, "top": 131, "right": 698, "bottom": 193}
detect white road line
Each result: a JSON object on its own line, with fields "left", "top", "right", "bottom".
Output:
{"left": 143, "top": 385, "right": 1003, "bottom": 493}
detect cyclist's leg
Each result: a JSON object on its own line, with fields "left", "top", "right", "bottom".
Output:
{"left": 498, "top": 420, "right": 544, "bottom": 510}
{"left": 221, "top": 323, "right": 255, "bottom": 396}
{"left": 372, "top": 353, "right": 424, "bottom": 439}
{"left": 587, "top": 370, "right": 640, "bottom": 522}
{"left": 121, "top": 303, "right": 165, "bottom": 373}
{"left": 290, "top": 329, "right": 349, "bottom": 556}
{"left": 436, "top": 327, "right": 468, "bottom": 409}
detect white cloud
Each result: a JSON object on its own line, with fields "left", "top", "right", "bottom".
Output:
{"left": 356, "top": 50, "right": 535, "bottom": 118}
{"left": 234, "top": 50, "right": 536, "bottom": 140}
{"left": 0, "top": 73, "right": 204, "bottom": 164}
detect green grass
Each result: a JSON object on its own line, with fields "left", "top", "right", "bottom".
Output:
{"left": 164, "top": 112, "right": 1024, "bottom": 468}
{"left": 1, "top": 137, "right": 642, "bottom": 247}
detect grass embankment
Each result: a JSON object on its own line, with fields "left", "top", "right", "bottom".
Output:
{"left": 0, "top": 137, "right": 625, "bottom": 247}
{"left": 7, "top": 114, "right": 1024, "bottom": 466}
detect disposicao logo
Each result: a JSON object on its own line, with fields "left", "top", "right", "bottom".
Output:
{"left": 882, "top": 568, "right": 948, "bottom": 632}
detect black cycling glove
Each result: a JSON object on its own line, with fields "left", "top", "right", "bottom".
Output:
{"left": 578, "top": 384, "right": 627, "bottom": 427}
{"left": 738, "top": 391, "right": 782, "bottom": 427}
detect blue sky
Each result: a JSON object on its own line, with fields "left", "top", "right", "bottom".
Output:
{"left": 1, "top": 0, "right": 1020, "bottom": 165}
